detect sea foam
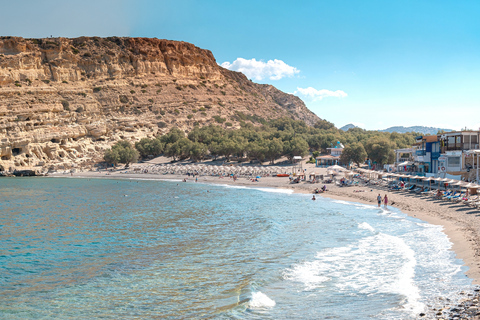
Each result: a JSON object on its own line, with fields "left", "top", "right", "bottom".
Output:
{"left": 249, "top": 292, "right": 276, "bottom": 308}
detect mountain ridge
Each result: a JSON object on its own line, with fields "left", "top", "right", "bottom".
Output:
{"left": 340, "top": 123, "right": 453, "bottom": 135}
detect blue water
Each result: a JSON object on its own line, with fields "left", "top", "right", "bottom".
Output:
{"left": 0, "top": 177, "right": 473, "bottom": 319}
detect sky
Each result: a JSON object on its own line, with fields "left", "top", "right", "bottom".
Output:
{"left": 1, "top": 0, "right": 479, "bottom": 131}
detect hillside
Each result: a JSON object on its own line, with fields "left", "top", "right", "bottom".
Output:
{"left": 0, "top": 36, "right": 319, "bottom": 172}
{"left": 380, "top": 126, "right": 452, "bottom": 135}
{"left": 339, "top": 123, "right": 358, "bottom": 131}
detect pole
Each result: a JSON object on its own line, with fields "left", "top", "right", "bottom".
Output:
{"left": 477, "top": 153, "right": 480, "bottom": 184}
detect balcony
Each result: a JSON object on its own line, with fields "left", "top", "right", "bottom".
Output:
{"left": 415, "top": 150, "right": 426, "bottom": 156}
{"left": 441, "top": 143, "right": 479, "bottom": 153}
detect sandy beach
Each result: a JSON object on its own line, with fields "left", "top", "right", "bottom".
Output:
{"left": 58, "top": 159, "right": 480, "bottom": 288}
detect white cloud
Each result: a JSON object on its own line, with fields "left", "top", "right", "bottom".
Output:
{"left": 295, "top": 87, "right": 347, "bottom": 101}
{"left": 221, "top": 58, "right": 299, "bottom": 81}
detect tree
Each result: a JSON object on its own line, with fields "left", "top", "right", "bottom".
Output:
{"left": 314, "top": 119, "right": 336, "bottom": 130}
{"left": 135, "top": 138, "right": 164, "bottom": 158}
{"left": 104, "top": 148, "right": 120, "bottom": 166}
{"left": 364, "top": 137, "right": 395, "bottom": 165}
{"left": 246, "top": 141, "right": 267, "bottom": 163}
{"left": 164, "top": 138, "right": 192, "bottom": 161}
{"left": 160, "top": 127, "right": 184, "bottom": 145}
{"left": 104, "top": 140, "right": 139, "bottom": 166}
{"left": 188, "top": 142, "right": 208, "bottom": 162}
{"left": 340, "top": 142, "right": 367, "bottom": 167}
{"left": 283, "top": 137, "right": 309, "bottom": 161}
{"left": 265, "top": 138, "right": 284, "bottom": 164}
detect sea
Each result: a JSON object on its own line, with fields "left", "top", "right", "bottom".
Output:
{"left": 0, "top": 177, "right": 474, "bottom": 319}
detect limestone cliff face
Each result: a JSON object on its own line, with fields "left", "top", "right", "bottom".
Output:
{"left": 0, "top": 36, "right": 319, "bottom": 172}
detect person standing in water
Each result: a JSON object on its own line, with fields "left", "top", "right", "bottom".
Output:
{"left": 384, "top": 194, "right": 388, "bottom": 208}
{"left": 377, "top": 194, "right": 382, "bottom": 207}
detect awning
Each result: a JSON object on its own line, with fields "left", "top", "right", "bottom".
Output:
{"left": 397, "top": 161, "right": 413, "bottom": 167}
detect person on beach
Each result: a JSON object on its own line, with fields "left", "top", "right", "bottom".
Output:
{"left": 384, "top": 194, "right": 388, "bottom": 208}
{"left": 377, "top": 194, "right": 382, "bottom": 207}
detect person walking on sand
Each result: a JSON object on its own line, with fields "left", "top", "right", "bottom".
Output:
{"left": 377, "top": 194, "right": 382, "bottom": 207}
{"left": 384, "top": 194, "right": 388, "bottom": 208}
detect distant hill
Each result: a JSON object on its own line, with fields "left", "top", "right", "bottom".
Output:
{"left": 339, "top": 123, "right": 359, "bottom": 131}
{"left": 380, "top": 126, "right": 453, "bottom": 135}
{"left": 339, "top": 124, "right": 453, "bottom": 135}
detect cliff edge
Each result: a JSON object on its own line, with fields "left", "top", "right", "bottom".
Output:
{"left": 0, "top": 36, "right": 319, "bottom": 172}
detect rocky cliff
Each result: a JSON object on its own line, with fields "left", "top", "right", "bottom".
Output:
{"left": 0, "top": 36, "right": 319, "bottom": 172}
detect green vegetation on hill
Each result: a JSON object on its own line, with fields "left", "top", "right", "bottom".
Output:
{"left": 113, "top": 118, "right": 417, "bottom": 166}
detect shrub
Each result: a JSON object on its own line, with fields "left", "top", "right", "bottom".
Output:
{"left": 188, "top": 84, "right": 196, "bottom": 90}
{"left": 71, "top": 47, "right": 79, "bottom": 54}
{"left": 130, "top": 90, "right": 135, "bottom": 94}
{"left": 192, "top": 109, "right": 197, "bottom": 113}
{"left": 220, "top": 91, "right": 226, "bottom": 95}
{"left": 141, "top": 89, "right": 146, "bottom": 93}
{"left": 76, "top": 106, "right": 84, "bottom": 113}
{"left": 61, "top": 100, "right": 70, "bottom": 110}
{"left": 93, "top": 87, "right": 102, "bottom": 93}
{"left": 119, "top": 95, "right": 129, "bottom": 103}
{"left": 14, "top": 83, "right": 21, "bottom": 87}
{"left": 83, "top": 52, "right": 91, "bottom": 57}
{"left": 62, "top": 80, "right": 68, "bottom": 84}
{"left": 213, "top": 115, "right": 226, "bottom": 123}
{"left": 78, "top": 92, "right": 87, "bottom": 97}
{"left": 157, "top": 121, "right": 167, "bottom": 128}
{"left": 199, "top": 107, "right": 206, "bottom": 111}
{"left": 225, "top": 122, "right": 233, "bottom": 127}
{"left": 174, "top": 109, "right": 180, "bottom": 115}
{"left": 155, "top": 83, "right": 161, "bottom": 87}
{"left": 42, "top": 80, "right": 50, "bottom": 84}
{"left": 160, "top": 110, "right": 166, "bottom": 115}
{"left": 187, "top": 114, "right": 193, "bottom": 119}
{"left": 156, "top": 89, "right": 161, "bottom": 93}
{"left": 148, "top": 98, "right": 154, "bottom": 103}
{"left": 141, "top": 84, "right": 148, "bottom": 88}
{"left": 175, "top": 86, "right": 182, "bottom": 91}
{"left": 201, "top": 112, "right": 207, "bottom": 116}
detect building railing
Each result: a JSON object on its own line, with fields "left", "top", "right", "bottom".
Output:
{"left": 441, "top": 143, "right": 479, "bottom": 153}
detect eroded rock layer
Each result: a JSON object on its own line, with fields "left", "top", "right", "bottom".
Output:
{"left": 0, "top": 36, "right": 319, "bottom": 172}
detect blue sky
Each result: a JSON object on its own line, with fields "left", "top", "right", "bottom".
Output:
{"left": 2, "top": 0, "right": 479, "bottom": 131}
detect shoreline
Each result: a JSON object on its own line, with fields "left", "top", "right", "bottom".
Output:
{"left": 53, "top": 168, "right": 480, "bottom": 286}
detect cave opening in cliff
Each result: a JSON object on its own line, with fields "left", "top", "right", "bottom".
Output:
{"left": 51, "top": 139, "right": 60, "bottom": 143}
{"left": 1, "top": 156, "right": 10, "bottom": 161}
{"left": 0, "top": 165, "right": 4, "bottom": 171}
{"left": 12, "top": 148, "right": 21, "bottom": 156}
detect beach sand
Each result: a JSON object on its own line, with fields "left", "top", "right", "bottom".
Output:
{"left": 59, "top": 163, "right": 480, "bottom": 287}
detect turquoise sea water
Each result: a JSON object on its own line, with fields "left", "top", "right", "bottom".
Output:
{"left": 0, "top": 177, "right": 473, "bottom": 319}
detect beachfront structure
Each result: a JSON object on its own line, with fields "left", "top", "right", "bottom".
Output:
{"left": 411, "top": 135, "right": 440, "bottom": 174}
{"left": 437, "top": 131, "right": 479, "bottom": 177}
{"left": 394, "top": 131, "right": 480, "bottom": 182}
{"left": 394, "top": 148, "right": 414, "bottom": 171}
{"left": 316, "top": 154, "right": 340, "bottom": 167}
{"left": 316, "top": 142, "right": 344, "bottom": 167}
